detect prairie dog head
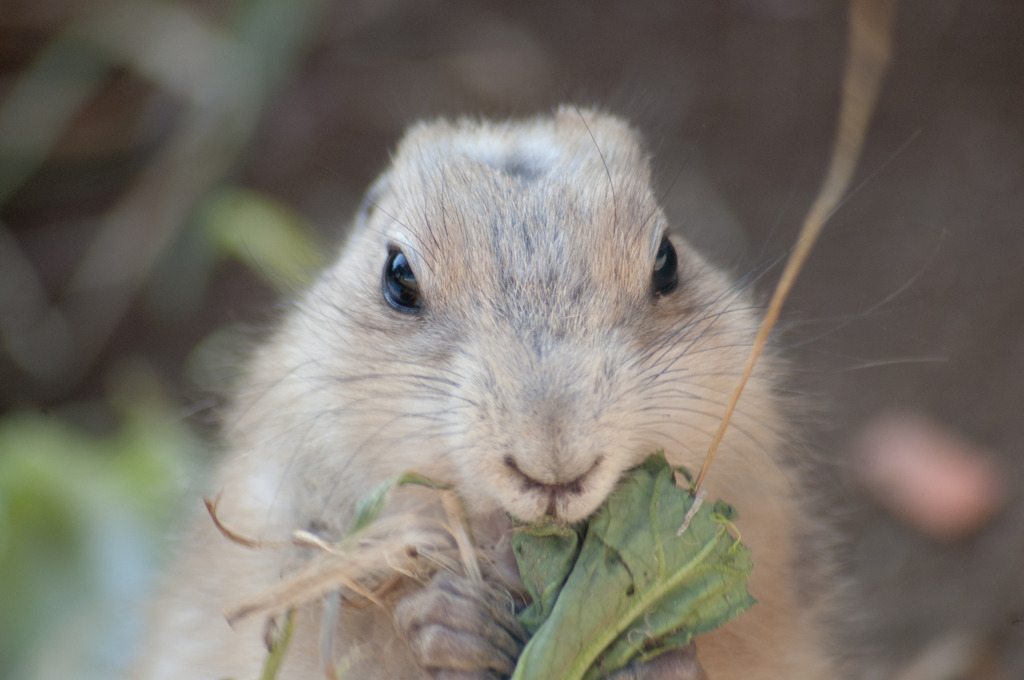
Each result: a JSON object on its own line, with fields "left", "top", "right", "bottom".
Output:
{"left": 255, "top": 107, "right": 780, "bottom": 528}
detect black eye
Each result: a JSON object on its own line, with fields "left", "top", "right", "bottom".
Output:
{"left": 382, "top": 250, "right": 420, "bottom": 311}
{"left": 652, "top": 235, "right": 678, "bottom": 295}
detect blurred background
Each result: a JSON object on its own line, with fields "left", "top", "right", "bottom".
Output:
{"left": 1, "top": 0, "right": 1021, "bottom": 678}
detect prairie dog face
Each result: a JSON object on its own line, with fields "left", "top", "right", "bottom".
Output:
{"left": 287, "top": 107, "right": 773, "bottom": 527}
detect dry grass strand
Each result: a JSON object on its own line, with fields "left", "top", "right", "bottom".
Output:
{"left": 693, "top": 0, "right": 897, "bottom": 491}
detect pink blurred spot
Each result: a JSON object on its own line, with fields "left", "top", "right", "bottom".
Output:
{"left": 854, "top": 414, "right": 1007, "bottom": 540}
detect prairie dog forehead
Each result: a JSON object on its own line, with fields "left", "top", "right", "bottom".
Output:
{"left": 376, "top": 109, "right": 666, "bottom": 308}
{"left": 395, "top": 107, "right": 649, "bottom": 181}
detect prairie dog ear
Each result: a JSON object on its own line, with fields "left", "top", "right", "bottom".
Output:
{"left": 357, "top": 173, "right": 390, "bottom": 229}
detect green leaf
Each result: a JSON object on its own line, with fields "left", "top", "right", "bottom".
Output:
{"left": 510, "top": 453, "right": 755, "bottom": 680}
{"left": 512, "top": 517, "right": 582, "bottom": 634}
{"left": 259, "top": 609, "right": 297, "bottom": 680}
{"left": 347, "top": 471, "right": 449, "bottom": 537}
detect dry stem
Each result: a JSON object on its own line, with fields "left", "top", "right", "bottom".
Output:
{"left": 694, "top": 0, "right": 897, "bottom": 491}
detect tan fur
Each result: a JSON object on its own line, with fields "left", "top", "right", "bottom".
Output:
{"left": 133, "top": 107, "right": 834, "bottom": 679}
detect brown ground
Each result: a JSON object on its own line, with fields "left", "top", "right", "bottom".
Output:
{"left": 2, "top": 0, "right": 1022, "bottom": 677}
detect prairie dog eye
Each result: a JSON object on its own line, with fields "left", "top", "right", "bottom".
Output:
{"left": 383, "top": 249, "right": 421, "bottom": 311}
{"left": 652, "top": 235, "right": 679, "bottom": 295}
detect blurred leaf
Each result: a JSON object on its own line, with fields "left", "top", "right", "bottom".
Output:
{"left": 0, "top": 361, "right": 203, "bottom": 679}
{"left": 201, "top": 186, "right": 324, "bottom": 287}
{"left": 0, "top": 37, "right": 111, "bottom": 205}
{"left": 148, "top": 186, "right": 323, "bottom": 321}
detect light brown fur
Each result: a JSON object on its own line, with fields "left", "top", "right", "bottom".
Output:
{"left": 134, "top": 107, "right": 834, "bottom": 679}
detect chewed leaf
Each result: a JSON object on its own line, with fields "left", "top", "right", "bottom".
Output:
{"left": 511, "top": 453, "right": 755, "bottom": 680}
{"left": 512, "top": 517, "right": 582, "bottom": 634}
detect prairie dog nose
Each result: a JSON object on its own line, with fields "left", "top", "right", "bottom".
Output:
{"left": 502, "top": 452, "right": 604, "bottom": 491}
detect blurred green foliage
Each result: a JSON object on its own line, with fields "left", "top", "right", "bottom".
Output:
{"left": 0, "top": 181, "right": 323, "bottom": 678}
{"left": 147, "top": 185, "right": 325, "bottom": 323}
{"left": 0, "top": 1, "right": 329, "bottom": 674}
{"left": 0, "top": 364, "right": 205, "bottom": 679}
{"left": 202, "top": 187, "right": 326, "bottom": 288}
{"left": 0, "top": 193, "right": 322, "bottom": 679}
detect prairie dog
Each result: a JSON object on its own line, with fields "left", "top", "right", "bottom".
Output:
{"left": 135, "top": 107, "right": 834, "bottom": 679}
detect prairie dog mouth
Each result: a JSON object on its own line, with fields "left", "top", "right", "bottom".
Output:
{"left": 491, "top": 454, "right": 614, "bottom": 524}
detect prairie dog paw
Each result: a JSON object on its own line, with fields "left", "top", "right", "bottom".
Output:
{"left": 396, "top": 572, "right": 527, "bottom": 679}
